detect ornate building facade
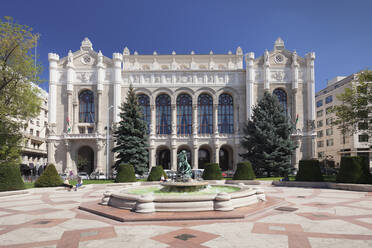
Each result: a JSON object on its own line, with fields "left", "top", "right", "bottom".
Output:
{"left": 47, "top": 37, "right": 316, "bottom": 174}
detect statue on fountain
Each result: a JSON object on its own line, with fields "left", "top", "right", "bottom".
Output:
{"left": 177, "top": 150, "right": 192, "bottom": 181}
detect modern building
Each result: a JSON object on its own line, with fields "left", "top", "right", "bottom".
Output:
{"left": 21, "top": 85, "right": 49, "bottom": 169}
{"left": 47, "top": 37, "right": 316, "bottom": 175}
{"left": 315, "top": 74, "right": 371, "bottom": 167}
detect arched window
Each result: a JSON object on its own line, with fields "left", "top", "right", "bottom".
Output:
{"left": 218, "top": 94, "right": 234, "bottom": 133}
{"left": 156, "top": 94, "right": 171, "bottom": 134}
{"left": 198, "top": 94, "right": 213, "bottom": 134}
{"left": 138, "top": 94, "right": 150, "bottom": 134}
{"left": 273, "top": 88, "right": 287, "bottom": 113}
{"left": 79, "top": 90, "right": 95, "bottom": 123}
{"left": 177, "top": 94, "right": 192, "bottom": 135}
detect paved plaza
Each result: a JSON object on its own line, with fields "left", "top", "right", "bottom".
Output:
{"left": 0, "top": 182, "right": 372, "bottom": 248}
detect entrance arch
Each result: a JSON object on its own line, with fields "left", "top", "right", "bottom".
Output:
{"left": 219, "top": 145, "right": 233, "bottom": 171}
{"left": 156, "top": 146, "right": 171, "bottom": 170}
{"left": 77, "top": 146, "right": 94, "bottom": 173}
{"left": 177, "top": 146, "right": 192, "bottom": 168}
{"left": 198, "top": 145, "right": 211, "bottom": 169}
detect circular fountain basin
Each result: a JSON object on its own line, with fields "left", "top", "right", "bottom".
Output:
{"left": 102, "top": 183, "right": 265, "bottom": 213}
{"left": 160, "top": 181, "right": 209, "bottom": 192}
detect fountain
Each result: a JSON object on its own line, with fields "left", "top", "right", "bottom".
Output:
{"left": 100, "top": 150, "right": 265, "bottom": 213}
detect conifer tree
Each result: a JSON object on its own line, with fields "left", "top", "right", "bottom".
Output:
{"left": 112, "top": 84, "right": 149, "bottom": 175}
{"left": 240, "top": 91, "right": 297, "bottom": 177}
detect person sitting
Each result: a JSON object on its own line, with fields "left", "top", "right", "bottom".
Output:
{"left": 75, "top": 176, "right": 83, "bottom": 191}
{"left": 62, "top": 179, "right": 73, "bottom": 191}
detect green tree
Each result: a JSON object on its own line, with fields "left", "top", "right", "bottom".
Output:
{"left": 331, "top": 70, "right": 372, "bottom": 143}
{"left": 112, "top": 84, "right": 149, "bottom": 175}
{"left": 0, "top": 16, "right": 43, "bottom": 164}
{"left": 240, "top": 91, "right": 297, "bottom": 177}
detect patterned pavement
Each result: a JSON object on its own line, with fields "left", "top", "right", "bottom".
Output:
{"left": 0, "top": 182, "right": 372, "bottom": 248}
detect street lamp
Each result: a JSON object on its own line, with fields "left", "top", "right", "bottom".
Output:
{"left": 106, "top": 105, "right": 114, "bottom": 179}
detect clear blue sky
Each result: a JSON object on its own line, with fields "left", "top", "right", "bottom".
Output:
{"left": 2, "top": 0, "right": 371, "bottom": 92}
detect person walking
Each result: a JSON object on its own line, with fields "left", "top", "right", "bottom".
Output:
{"left": 75, "top": 176, "right": 83, "bottom": 191}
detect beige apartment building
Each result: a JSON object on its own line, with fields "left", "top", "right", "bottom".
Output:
{"left": 20, "top": 86, "right": 49, "bottom": 169}
{"left": 315, "top": 74, "right": 371, "bottom": 167}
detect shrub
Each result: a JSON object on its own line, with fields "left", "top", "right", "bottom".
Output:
{"left": 233, "top": 161, "right": 256, "bottom": 180}
{"left": 115, "top": 164, "right": 136, "bottom": 183}
{"left": 0, "top": 163, "right": 25, "bottom": 192}
{"left": 336, "top": 157, "right": 364, "bottom": 184}
{"left": 147, "top": 166, "right": 165, "bottom": 181}
{"left": 202, "top": 163, "right": 222, "bottom": 180}
{"left": 295, "top": 160, "right": 323, "bottom": 182}
{"left": 34, "top": 164, "right": 63, "bottom": 187}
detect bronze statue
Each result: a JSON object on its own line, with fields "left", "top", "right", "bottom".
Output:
{"left": 177, "top": 150, "right": 192, "bottom": 180}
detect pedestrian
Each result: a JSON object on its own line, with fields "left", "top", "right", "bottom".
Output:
{"left": 62, "top": 179, "right": 73, "bottom": 191}
{"left": 75, "top": 176, "right": 83, "bottom": 191}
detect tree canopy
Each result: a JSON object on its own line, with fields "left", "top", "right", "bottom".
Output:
{"left": 0, "top": 16, "right": 42, "bottom": 164}
{"left": 240, "top": 91, "right": 297, "bottom": 177}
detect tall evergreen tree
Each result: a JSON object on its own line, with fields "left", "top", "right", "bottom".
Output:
{"left": 240, "top": 91, "right": 297, "bottom": 177}
{"left": 112, "top": 84, "right": 148, "bottom": 175}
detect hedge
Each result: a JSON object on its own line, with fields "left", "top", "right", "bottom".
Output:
{"left": 233, "top": 161, "right": 256, "bottom": 180}
{"left": 202, "top": 163, "right": 222, "bottom": 180}
{"left": 0, "top": 163, "right": 25, "bottom": 192}
{"left": 115, "top": 164, "right": 136, "bottom": 183}
{"left": 336, "top": 157, "right": 364, "bottom": 184}
{"left": 295, "top": 160, "right": 323, "bottom": 182}
{"left": 147, "top": 166, "right": 166, "bottom": 181}
{"left": 34, "top": 164, "right": 63, "bottom": 187}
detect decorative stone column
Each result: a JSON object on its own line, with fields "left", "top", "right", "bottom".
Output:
{"left": 171, "top": 104, "right": 177, "bottom": 137}
{"left": 192, "top": 144, "right": 198, "bottom": 169}
{"left": 149, "top": 147, "right": 156, "bottom": 170}
{"left": 234, "top": 104, "right": 239, "bottom": 135}
{"left": 171, "top": 145, "right": 177, "bottom": 171}
{"left": 263, "top": 50, "right": 270, "bottom": 91}
{"left": 245, "top": 52, "right": 255, "bottom": 120}
{"left": 96, "top": 50, "right": 105, "bottom": 134}
{"left": 192, "top": 104, "right": 198, "bottom": 136}
{"left": 213, "top": 104, "right": 218, "bottom": 135}
{"left": 96, "top": 140, "right": 104, "bottom": 172}
{"left": 48, "top": 53, "right": 59, "bottom": 128}
{"left": 150, "top": 105, "right": 156, "bottom": 137}
{"left": 47, "top": 140, "right": 56, "bottom": 165}
{"left": 306, "top": 52, "right": 316, "bottom": 159}
{"left": 214, "top": 143, "right": 220, "bottom": 164}
{"left": 72, "top": 102, "right": 78, "bottom": 133}
{"left": 66, "top": 50, "right": 74, "bottom": 134}
{"left": 65, "top": 140, "right": 72, "bottom": 173}
{"left": 112, "top": 53, "right": 123, "bottom": 123}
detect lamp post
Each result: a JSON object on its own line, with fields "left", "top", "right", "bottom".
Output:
{"left": 106, "top": 105, "right": 114, "bottom": 179}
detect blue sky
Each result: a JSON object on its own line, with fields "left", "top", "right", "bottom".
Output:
{"left": 2, "top": 0, "right": 371, "bottom": 92}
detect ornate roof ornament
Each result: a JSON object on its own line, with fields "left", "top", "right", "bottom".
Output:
{"left": 236, "top": 46, "right": 243, "bottom": 55}
{"left": 67, "top": 50, "right": 74, "bottom": 67}
{"left": 97, "top": 50, "right": 103, "bottom": 64}
{"left": 153, "top": 51, "right": 157, "bottom": 55}
{"left": 274, "top": 37, "right": 285, "bottom": 50}
{"left": 172, "top": 50, "right": 176, "bottom": 55}
{"left": 228, "top": 50, "right": 232, "bottom": 55}
{"left": 190, "top": 50, "right": 195, "bottom": 55}
{"left": 80, "top": 37, "right": 93, "bottom": 51}
{"left": 134, "top": 51, "right": 138, "bottom": 55}
{"left": 123, "top": 47, "right": 130, "bottom": 56}
{"left": 209, "top": 50, "right": 213, "bottom": 55}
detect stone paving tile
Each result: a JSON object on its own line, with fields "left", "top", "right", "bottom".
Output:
{"left": 309, "top": 237, "right": 372, "bottom": 248}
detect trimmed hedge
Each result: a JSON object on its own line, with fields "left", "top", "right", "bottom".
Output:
{"left": 295, "top": 160, "right": 323, "bottom": 182}
{"left": 202, "top": 163, "right": 222, "bottom": 180}
{"left": 34, "top": 164, "right": 63, "bottom": 187}
{"left": 233, "top": 161, "right": 256, "bottom": 180}
{"left": 0, "top": 163, "right": 25, "bottom": 192}
{"left": 336, "top": 156, "right": 368, "bottom": 184}
{"left": 115, "top": 164, "right": 136, "bottom": 183}
{"left": 147, "top": 166, "right": 166, "bottom": 181}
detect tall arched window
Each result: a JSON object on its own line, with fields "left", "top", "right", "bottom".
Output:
{"left": 218, "top": 94, "right": 234, "bottom": 133}
{"left": 156, "top": 94, "right": 171, "bottom": 134}
{"left": 273, "top": 88, "right": 287, "bottom": 113}
{"left": 198, "top": 94, "right": 213, "bottom": 134}
{"left": 79, "top": 90, "right": 95, "bottom": 123}
{"left": 138, "top": 94, "right": 150, "bottom": 134}
{"left": 177, "top": 94, "right": 192, "bottom": 135}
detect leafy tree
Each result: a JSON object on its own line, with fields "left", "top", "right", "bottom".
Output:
{"left": 331, "top": 70, "right": 372, "bottom": 143}
{"left": 240, "top": 91, "right": 297, "bottom": 177}
{"left": 112, "top": 84, "right": 149, "bottom": 175}
{"left": 0, "top": 16, "right": 42, "bottom": 164}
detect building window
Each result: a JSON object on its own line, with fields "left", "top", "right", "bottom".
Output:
{"left": 44, "top": 110, "right": 47, "bottom": 118}
{"left": 326, "top": 139, "right": 334, "bottom": 146}
{"left": 318, "top": 151, "right": 325, "bottom": 158}
{"left": 326, "top": 128, "right": 333, "bottom": 136}
{"left": 359, "top": 134, "right": 369, "bottom": 142}
{"left": 79, "top": 127, "right": 85, "bottom": 134}
{"left": 79, "top": 90, "right": 95, "bottom": 123}
{"left": 36, "top": 121, "right": 39, "bottom": 126}
{"left": 317, "top": 130, "right": 323, "bottom": 138}
{"left": 138, "top": 94, "right": 151, "bottom": 134}
{"left": 30, "top": 129, "right": 33, "bottom": 135}
{"left": 198, "top": 94, "right": 213, "bottom": 134}
{"left": 30, "top": 119, "right": 33, "bottom": 124}
{"left": 273, "top": 88, "right": 287, "bottom": 113}
{"left": 156, "top": 94, "right": 171, "bottom": 135}
{"left": 358, "top": 122, "right": 368, "bottom": 130}
{"left": 177, "top": 94, "right": 192, "bottom": 135}
{"left": 317, "top": 110, "right": 323, "bottom": 117}
{"left": 36, "top": 131, "right": 40, "bottom": 137}
{"left": 326, "top": 107, "right": 332, "bottom": 115}
{"left": 326, "top": 118, "right": 333, "bottom": 126}
{"left": 316, "top": 100, "right": 323, "bottom": 108}
{"left": 325, "top": 95, "right": 333, "bottom": 104}
{"left": 218, "top": 94, "right": 234, "bottom": 134}
{"left": 87, "top": 127, "right": 94, "bottom": 133}
{"left": 317, "top": 141, "right": 324, "bottom": 148}
{"left": 317, "top": 120, "right": 323, "bottom": 128}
